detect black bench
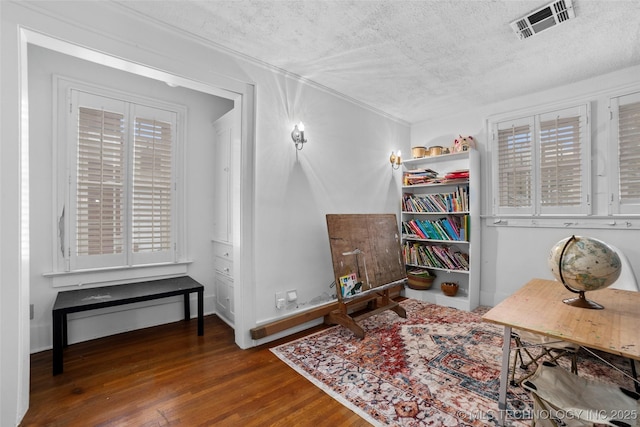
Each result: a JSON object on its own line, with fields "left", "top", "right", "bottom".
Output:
{"left": 52, "top": 275, "right": 204, "bottom": 375}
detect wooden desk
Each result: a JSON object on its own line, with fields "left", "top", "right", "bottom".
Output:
{"left": 482, "top": 278, "right": 640, "bottom": 424}
{"left": 52, "top": 276, "right": 204, "bottom": 375}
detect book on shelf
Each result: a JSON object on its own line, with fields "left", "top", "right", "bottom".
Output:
{"left": 462, "top": 215, "right": 470, "bottom": 242}
{"left": 431, "top": 220, "right": 450, "bottom": 240}
{"left": 424, "top": 245, "right": 446, "bottom": 268}
{"left": 407, "top": 220, "right": 427, "bottom": 239}
{"left": 402, "top": 216, "right": 467, "bottom": 242}
{"left": 420, "top": 220, "right": 440, "bottom": 240}
{"left": 453, "top": 251, "right": 470, "bottom": 269}
{"left": 439, "top": 216, "right": 460, "bottom": 241}
{"left": 402, "top": 241, "right": 470, "bottom": 271}
{"left": 444, "top": 169, "right": 469, "bottom": 180}
{"left": 431, "top": 245, "right": 457, "bottom": 270}
{"left": 402, "top": 186, "right": 469, "bottom": 214}
{"left": 403, "top": 168, "right": 438, "bottom": 186}
{"left": 403, "top": 169, "right": 469, "bottom": 186}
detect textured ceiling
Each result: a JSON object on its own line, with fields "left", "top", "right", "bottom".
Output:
{"left": 115, "top": 0, "right": 640, "bottom": 124}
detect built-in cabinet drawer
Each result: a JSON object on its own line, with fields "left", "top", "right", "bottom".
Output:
{"left": 214, "top": 256, "right": 233, "bottom": 277}
{"left": 213, "top": 243, "right": 233, "bottom": 260}
{"left": 213, "top": 241, "right": 234, "bottom": 327}
{"left": 215, "top": 274, "right": 234, "bottom": 324}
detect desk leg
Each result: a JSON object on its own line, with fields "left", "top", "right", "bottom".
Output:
{"left": 197, "top": 289, "right": 204, "bottom": 336}
{"left": 629, "top": 358, "right": 639, "bottom": 393}
{"left": 52, "top": 310, "right": 64, "bottom": 375}
{"left": 183, "top": 292, "right": 191, "bottom": 321}
{"left": 498, "top": 326, "right": 512, "bottom": 426}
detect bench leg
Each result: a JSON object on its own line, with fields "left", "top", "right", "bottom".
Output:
{"left": 52, "top": 310, "right": 64, "bottom": 375}
{"left": 184, "top": 290, "right": 204, "bottom": 336}
{"left": 62, "top": 312, "right": 68, "bottom": 347}
{"left": 183, "top": 292, "right": 191, "bottom": 321}
{"left": 197, "top": 289, "right": 204, "bottom": 336}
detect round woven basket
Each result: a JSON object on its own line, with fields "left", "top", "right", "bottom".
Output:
{"left": 407, "top": 274, "right": 435, "bottom": 290}
{"left": 441, "top": 282, "right": 459, "bottom": 296}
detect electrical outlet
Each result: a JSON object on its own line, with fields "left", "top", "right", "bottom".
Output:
{"left": 275, "top": 292, "right": 285, "bottom": 310}
{"left": 286, "top": 289, "right": 297, "bottom": 302}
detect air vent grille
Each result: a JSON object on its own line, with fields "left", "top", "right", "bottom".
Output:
{"left": 510, "top": 0, "right": 575, "bottom": 40}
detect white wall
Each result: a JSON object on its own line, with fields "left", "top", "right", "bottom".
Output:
{"left": 1, "top": 2, "right": 409, "bottom": 424}
{"left": 410, "top": 64, "right": 640, "bottom": 306}
{"left": 252, "top": 81, "right": 408, "bottom": 325}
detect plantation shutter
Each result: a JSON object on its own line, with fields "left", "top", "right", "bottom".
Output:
{"left": 129, "top": 103, "right": 176, "bottom": 265}
{"left": 538, "top": 105, "right": 589, "bottom": 215}
{"left": 496, "top": 119, "right": 533, "bottom": 213}
{"left": 618, "top": 100, "right": 640, "bottom": 204}
{"left": 539, "top": 115, "right": 582, "bottom": 207}
{"left": 492, "top": 103, "right": 589, "bottom": 216}
{"left": 132, "top": 117, "right": 173, "bottom": 254}
{"left": 76, "top": 106, "right": 125, "bottom": 257}
{"left": 69, "top": 90, "right": 177, "bottom": 270}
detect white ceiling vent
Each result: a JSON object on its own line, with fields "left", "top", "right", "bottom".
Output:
{"left": 510, "top": 0, "right": 575, "bottom": 40}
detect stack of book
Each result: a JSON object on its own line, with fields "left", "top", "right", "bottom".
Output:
{"left": 403, "top": 242, "right": 470, "bottom": 271}
{"left": 402, "top": 216, "right": 468, "bottom": 241}
{"left": 402, "top": 186, "right": 469, "bottom": 213}
{"left": 443, "top": 169, "right": 469, "bottom": 182}
{"left": 403, "top": 168, "right": 438, "bottom": 185}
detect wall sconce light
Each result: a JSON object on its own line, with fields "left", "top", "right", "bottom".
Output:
{"left": 389, "top": 150, "right": 402, "bottom": 169}
{"left": 291, "top": 122, "right": 307, "bottom": 150}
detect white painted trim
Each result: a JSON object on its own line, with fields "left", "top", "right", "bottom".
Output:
{"left": 18, "top": 25, "right": 32, "bottom": 426}
{"left": 44, "top": 261, "right": 192, "bottom": 288}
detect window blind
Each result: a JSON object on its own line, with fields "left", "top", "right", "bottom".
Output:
{"left": 539, "top": 115, "right": 582, "bottom": 207}
{"left": 76, "top": 107, "right": 125, "bottom": 256}
{"left": 497, "top": 124, "right": 532, "bottom": 208}
{"left": 618, "top": 101, "right": 640, "bottom": 203}
{"left": 132, "top": 117, "right": 173, "bottom": 253}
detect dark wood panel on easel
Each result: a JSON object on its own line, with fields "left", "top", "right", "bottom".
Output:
{"left": 326, "top": 213, "right": 406, "bottom": 296}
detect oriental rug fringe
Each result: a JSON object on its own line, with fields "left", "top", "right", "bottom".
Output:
{"left": 271, "top": 299, "right": 635, "bottom": 426}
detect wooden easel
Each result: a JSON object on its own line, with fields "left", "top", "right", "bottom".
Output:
{"left": 325, "top": 214, "right": 408, "bottom": 338}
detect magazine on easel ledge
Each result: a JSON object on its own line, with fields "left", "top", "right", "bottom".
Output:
{"left": 338, "top": 273, "right": 362, "bottom": 298}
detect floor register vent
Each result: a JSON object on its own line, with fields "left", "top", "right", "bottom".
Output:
{"left": 510, "top": 0, "right": 575, "bottom": 40}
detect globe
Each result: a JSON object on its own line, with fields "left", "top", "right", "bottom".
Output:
{"left": 548, "top": 235, "right": 621, "bottom": 309}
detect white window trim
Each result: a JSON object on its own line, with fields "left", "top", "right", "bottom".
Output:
{"left": 51, "top": 75, "right": 188, "bottom": 285}
{"left": 608, "top": 89, "right": 640, "bottom": 216}
{"left": 489, "top": 101, "right": 591, "bottom": 217}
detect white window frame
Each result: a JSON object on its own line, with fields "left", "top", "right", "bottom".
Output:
{"left": 609, "top": 90, "right": 640, "bottom": 215}
{"left": 490, "top": 103, "right": 591, "bottom": 216}
{"left": 53, "top": 77, "right": 186, "bottom": 276}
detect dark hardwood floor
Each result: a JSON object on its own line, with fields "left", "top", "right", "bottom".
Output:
{"left": 20, "top": 315, "right": 371, "bottom": 426}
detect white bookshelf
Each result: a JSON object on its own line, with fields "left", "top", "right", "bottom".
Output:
{"left": 400, "top": 150, "right": 480, "bottom": 311}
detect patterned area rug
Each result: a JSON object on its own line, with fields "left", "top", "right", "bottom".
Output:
{"left": 271, "top": 299, "right": 636, "bottom": 426}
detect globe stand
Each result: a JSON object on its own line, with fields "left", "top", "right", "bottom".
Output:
{"left": 562, "top": 287, "right": 604, "bottom": 310}
{"left": 558, "top": 235, "right": 605, "bottom": 310}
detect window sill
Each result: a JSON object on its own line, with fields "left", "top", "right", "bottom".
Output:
{"left": 481, "top": 215, "right": 640, "bottom": 230}
{"left": 44, "top": 261, "right": 193, "bottom": 289}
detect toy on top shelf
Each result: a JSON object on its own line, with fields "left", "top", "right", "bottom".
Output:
{"left": 452, "top": 135, "right": 476, "bottom": 153}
